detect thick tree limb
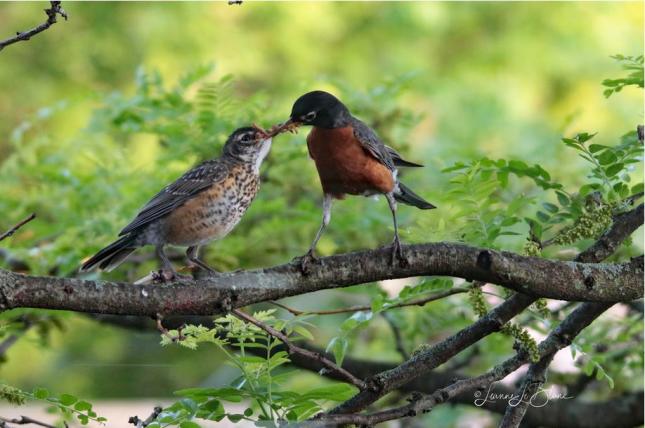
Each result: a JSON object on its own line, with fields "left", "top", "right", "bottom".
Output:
{"left": 0, "top": 242, "right": 642, "bottom": 317}
{"left": 0, "top": 2, "right": 67, "bottom": 52}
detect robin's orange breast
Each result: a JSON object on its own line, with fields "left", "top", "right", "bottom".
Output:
{"left": 307, "top": 126, "right": 395, "bottom": 198}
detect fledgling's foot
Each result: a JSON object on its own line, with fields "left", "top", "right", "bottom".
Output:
{"left": 151, "top": 269, "right": 192, "bottom": 283}
{"left": 294, "top": 251, "right": 318, "bottom": 275}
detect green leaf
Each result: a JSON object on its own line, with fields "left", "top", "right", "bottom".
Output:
{"left": 596, "top": 151, "right": 618, "bottom": 165}
{"left": 179, "top": 422, "right": 202, "bottom": 428}
{"left": 33, "top": 388, "right": 49, "bottom": 399}
{"left": 227, "top": 414, "right": 244, "bottom": 423}
{"left": 293, "top": 325, "right": 314, "bottom": 341}
{"left": 542, "top": 202, "right": 558, "bottom": 213}
{"left": 302, "top": 384, "right": 357, "bottom": 400}
{"left": 59, "top": 393, "right": 78, "bottom": 406}
{"left": 74, "top": 400, "right": 92, "bottom": 411}
{"left": 556, "top": 191, "right": 570, "bottom": 206}
{"left": 326, "top": 337, "right": 348, "bottom": 366}
{"left": 604, "top": 163, "right": 624, "bottom": 177}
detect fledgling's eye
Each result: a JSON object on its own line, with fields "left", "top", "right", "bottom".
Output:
{"left": 240, "top": 133, "right": 254, "bottom": 142}
{"left": 304, "top": 111, "right": 317, "bottom": 121}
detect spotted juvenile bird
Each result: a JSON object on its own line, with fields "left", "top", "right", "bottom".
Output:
{"left": 81, "top": 126, "right": 274, "bottom": 280}
{"left": 285, "top": 90, "right": 436, "bottom": 269}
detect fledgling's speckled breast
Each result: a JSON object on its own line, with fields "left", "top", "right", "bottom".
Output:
{"left": 161, "top": 164, "right": 259, "bottom": 246}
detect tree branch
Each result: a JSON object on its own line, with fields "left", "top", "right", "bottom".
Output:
{"left": 322, "top": 200, "right": 643, "bottom": 418}
{"left": 576, "top": 203, "right": 643, "bottom": 263}
{"left": 0, "top": 242, "right": 641, "bottom": 318}
{"left": 0, "top": 2, "right": 67, "bottom": 52}
{"left": 0, "top": 214, "right": 35, "bottom": 243}
{"left": 326, "top": 293, "right": 536, "bottom": 415}
{"left": 316, "top": 301, "right": 613, "bottom": 426}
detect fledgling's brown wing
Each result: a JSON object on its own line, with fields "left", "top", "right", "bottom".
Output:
{"left": 118, "top": 159, "right": 230, "bottom": 236}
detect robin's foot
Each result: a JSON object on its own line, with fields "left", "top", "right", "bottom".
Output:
{"left": 389, "top": 239, "right": 408, "bottom": 268}
{"left": 294, "top": 250, "right": 318, "bottom": 275}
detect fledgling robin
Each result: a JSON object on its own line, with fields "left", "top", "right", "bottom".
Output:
{"left": 81, "top": 126, "right": 276, "bottom": 280}
{"left": 284, "top": 90, "right": 436, "bottom": 270}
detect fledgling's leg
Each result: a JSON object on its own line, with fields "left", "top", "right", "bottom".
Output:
{"left": 385, "top": 192, "right": 407, "bottom": 267}
{"left": 186, "top": 245, "right": 218, "bottom": 274}
{"left": 153, "top": 245, "right": 188, "bottom": 282}
{"left": 299, "top": 193, "right": 333, "bottom": 272}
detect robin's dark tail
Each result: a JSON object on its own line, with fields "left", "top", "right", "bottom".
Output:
{"left": 395, "top": 182, "right": 436, "bottom": 210}
{"left": 80, "top": 235, "right": 138, "bottom": 272}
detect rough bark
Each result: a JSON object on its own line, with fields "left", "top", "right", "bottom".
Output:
{"left": 0, "top": 242, "right": 642, "bottom": 318}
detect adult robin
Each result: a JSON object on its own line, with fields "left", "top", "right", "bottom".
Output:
{"left": 284, "top": 90, "right": 436, "bottom": 270}
{"left": 81, "top": 126, "right": 277, "bottom": 280}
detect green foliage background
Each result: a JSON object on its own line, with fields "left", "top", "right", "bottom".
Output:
{"left": 0, "top": 2, "right": 642, "bottom": 426}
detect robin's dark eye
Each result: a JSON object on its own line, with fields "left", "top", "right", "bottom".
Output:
{"left": 304, "top": 111, "right": 317, "bottom": 121}
{"left": 241, "top": 133, "right": 253, "bottom": 142}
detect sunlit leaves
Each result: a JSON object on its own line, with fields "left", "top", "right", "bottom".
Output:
{"left": 602, "top": 55, "right": 644, "bottom": 98}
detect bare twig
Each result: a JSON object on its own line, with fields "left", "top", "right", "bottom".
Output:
{"left": 0, "top": 214, "right": 36, "bottom": 243}
{"left": 128, "top": 406, "right": 162, "bottom": 428}
{"left": 0, "top": 2, "right": 67, "bottom": 52}
{"left": 271, "top": 287, "right": 470, "bottom": 316}
{"left": 0, "top": 416, "right": 59, "bottom": 428}
{"left": 231, "top": 308, "right": 366, "bottom": 390}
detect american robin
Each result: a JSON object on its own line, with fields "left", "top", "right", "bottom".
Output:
{"left": 81, "top": 126, "right": 276, "bottom": 280}
{"left": 284, "top": 90, "right": 436, "bottom": 269}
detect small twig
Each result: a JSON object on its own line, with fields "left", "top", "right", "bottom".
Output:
{"left": 231, "top": 308, "right": 367, "bottom": 390}
{"left": 0, "top": 416, "right": 58, "bottom": 428}
{"left": 271, "top": 287, "right": 469, "bottom": 316}
{"left": 227, "top": 0, "right": 243, "bottom": 4}
{"left": 155, "top": 314, "right": 185, "bottom": 342}
{"left": 0, "top": 2, "right": 67, "bottom": 52}
{"left": 0, "top": 214, "right": 36, "bottom": 243}
{"left": 128, "top": 406, "right": 162, "bottom": 427}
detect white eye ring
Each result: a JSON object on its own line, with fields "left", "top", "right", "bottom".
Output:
{"left": 304, "top": 111, "right": 317, "bottom": 120}
{"left": 241, "top": 133, "right": 253, "bottom": 142}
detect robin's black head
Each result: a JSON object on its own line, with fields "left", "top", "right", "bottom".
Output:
{"left": 289, "top": 90, "right": 351, "bottom": 129}
{"left": 223, "top": 127, "right": 272, "bottom": 169}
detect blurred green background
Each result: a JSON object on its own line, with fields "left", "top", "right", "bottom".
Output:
{"left": 0, "top": 1, "right": 642, "bottom": 425}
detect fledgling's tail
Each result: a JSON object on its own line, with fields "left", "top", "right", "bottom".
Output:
{"left": 80, "top": 235, "right": 138, "bottom": 272}
{"left": 394, "top": 182, "right": 436, "bottom": 210}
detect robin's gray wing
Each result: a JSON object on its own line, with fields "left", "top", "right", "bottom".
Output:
{"left": 350, "top": 117, "right": 395, "bottom": 171}
{"left": 385, "top": 145, "right": 424, "bottom": 168}
{"left": 118, "top": 160, "right": 230, "bottom": 236}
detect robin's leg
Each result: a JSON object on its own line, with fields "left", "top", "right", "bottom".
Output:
{"left": 153, "top": 245, "right": 189, "bottom": 282}
{"left": 186, "top": 245, "right": 218, "bottom": 274}
{"left": 385, "top": 192, "right": 407, "bottom": 267}
{"left": 299, "top": 193, "right": 333, "bottom": 272}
